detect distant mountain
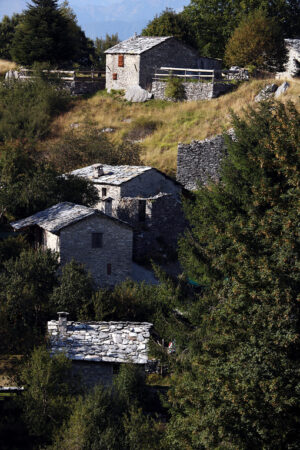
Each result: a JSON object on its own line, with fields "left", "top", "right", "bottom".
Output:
{"left": 0, "top": 0, "right": 190, "bottom": 40}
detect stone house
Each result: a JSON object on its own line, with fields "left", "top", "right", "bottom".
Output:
{"left": 105, "top": 35, "right": 222, "bottom": 92}
{"left": 277, "top": 39, "right": 300, "bottom": 79}
{"left": 11, "top": 202, "right": 133, "bottom": 286}
{"left": 69, "top": 164, "right": 186, "bottom": 261}
{"left": 48, "top": 312, "right": 152, "bottom": 387}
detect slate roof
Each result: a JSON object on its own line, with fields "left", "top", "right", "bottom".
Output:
{"left": 70, "top": 164, "right": 153, "bottom": 185}
{"left": 48, "top": 320, "right": 152, "bottom": 364}
{"left": 11, "top": 202, "right": 132, "bottom": 233}
{"left": 285, "top": 39, "right": 300, "bottom": 53}
{"left": 105, "top": 35, "right": 172, "bottom": 55}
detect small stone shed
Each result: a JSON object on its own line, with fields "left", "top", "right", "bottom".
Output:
{"left": 277, "top": 39, "right": 300, "bottom": 79}
{"left": 48, "top": 312, "right": 152, "bottom": 387}
{"left": 105, "top": 35, "right": 222, "bottom": 91}
{"left": 70, "top": 164, "right": 186, "bottom": 261}
{"left": 11, "top": 202, "right": 133, "bottom": 286}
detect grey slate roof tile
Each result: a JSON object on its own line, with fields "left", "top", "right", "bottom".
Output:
{"left": 48, "top": 320, "right": 152, "bottom": 364}
{"left": 11, "top": 202, "right": 132, "bottom": 233}
{"left": 105, "top": 35, "right": 172, "bottom": 54}
{"left": 70, "top": 164, "right": 152, "bottom": 185}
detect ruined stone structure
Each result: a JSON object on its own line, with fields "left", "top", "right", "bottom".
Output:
{"left": 152, "top": 80, "right": 234, "bottom": 101}
{"left": 105, "top": 35, "right": 221, "bottom": 92}
{"left": 177, "top": 135, "right": 228, "bottom": 190}
{"left": 276, "top": 39, "right": 300, "bottom": 79}
{"left": 48, "top": 312, "right": 152, "bottom": 387}
{"left": 11, "top": 202, "right": 133, "bottom": 287}
{"left": 70, "top": 164, "right": 185, "bottom": 261}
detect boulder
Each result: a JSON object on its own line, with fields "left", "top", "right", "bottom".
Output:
{"left": 125, "top": 85, "right": 152, "bottom": 102}
{"left": 255, "top": 84, "right": 278, "bottom": 102}
{"left": 274, "top": 81, "right": 290, "bottom": 98}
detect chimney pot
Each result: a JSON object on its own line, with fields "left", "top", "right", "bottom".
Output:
{"left": 93, "top": 164, "right": 104, "bottom": 178}
{"left": 57, "top": 312, "right": 69, "bottom": 336}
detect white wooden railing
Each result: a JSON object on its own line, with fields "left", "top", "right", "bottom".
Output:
{"left": 153, "top": 67, "right": 215, "bottom": 82}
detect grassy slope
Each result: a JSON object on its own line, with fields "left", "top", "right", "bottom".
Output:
{"left": 49, "top": 78, "right": 300, "bottom": 176}
{"left": 0, "top": 59, "right": 17, "bottom": 77}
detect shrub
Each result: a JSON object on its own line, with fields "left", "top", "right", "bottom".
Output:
{"left": 46, "top": 125, "right": 142, "bottom": 172}
{"left": 0, "top": 77, "right": 70, "bottom": 142}
{"left": 165, "top": 77, "right": 185, "bottom": 100}
{"left": 123, "top": 117, "right": 162, "bottom": 141}
{"left": 224, "top": 11, "right": 286, "bottom": 71}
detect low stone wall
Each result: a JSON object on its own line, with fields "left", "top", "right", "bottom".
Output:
{"left": 177, "top": 135, "right": 226, "bottom": 190}
{"left": 151, "top": 81, "right": 234, "bottom": 101}
{"left": 64, "top": 80, "right": 105, "bottom": 95}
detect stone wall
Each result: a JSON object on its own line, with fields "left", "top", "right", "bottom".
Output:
{"left": 72, "top": 361, "right": 114, "bottom": 387}
{"left": 120, "top": 169, "right": 181, "bottom": 198}
{"left": 177, "top": 135, "right": 226, "bottom": 190}
{"left": 59, "top": 214, "right": 133, "bottom": 287}
{"left": 116, "top": 193, "right": 186, "bottom": 261}
{"left": 65, "top": 80, "right": 105, "bottom": 95}
{"left": 106, "top": 53, "right": 140, "bottom": 92}
{"left": 140, "top": 38, "right": 200, "bottom": 89}
{"left": 152, "top": 81, "right": 234, "bottom": 101}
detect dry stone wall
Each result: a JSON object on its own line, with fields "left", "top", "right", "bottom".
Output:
{"left": 152, "top": 81, "right": 234, "bottom": 101}
{"left": 177, "top": 135, "right": 226, "bottom": 190}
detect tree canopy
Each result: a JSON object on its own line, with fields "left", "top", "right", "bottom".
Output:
{"left": 225, "top": 11, "right": 287, "bottom": 70}
{"left": 10, "top": 0, "right": 93, "bottom": 66}
{"left": 167, "top": 101, "right": 300, "bottom": 448}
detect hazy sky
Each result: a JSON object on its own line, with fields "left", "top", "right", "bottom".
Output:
{"left": 0, "top": 0, "right": 190, "bottom": 40}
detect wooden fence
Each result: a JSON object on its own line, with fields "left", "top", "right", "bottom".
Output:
{"left": 18, "top": 69, "right": 106, "bottom": 82}
{"left": 153, "top": 67, "right": 215, "bottom": 83}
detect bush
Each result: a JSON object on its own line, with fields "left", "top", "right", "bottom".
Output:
{"left": 165, "top": 77, "right": 185, "bottom": 101}
{"left": 224, "top": 11, "right": 286, "bottom": 71}
{"left": 46, "top": 125, "right": 142, "bottom": 172}
{"left": 123, "top": 117, "right": 162, "bottom": 141}
{"left": 0, "top": 77, "right": 70, "bottom": 142}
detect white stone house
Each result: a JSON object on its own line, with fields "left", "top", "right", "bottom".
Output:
{"left": 48, "top": 312, "right": 152, "bottom": 387}
{"left": 277, "top": 39, "right": 300, "bottom": 79}
{"left": 11, "top": 202, "right": 133, "bottom": 287}
{"left": 105, "top": 35, "right": 222, "bottom": 91}
{"left": 69, "top": 164, "right": 186, "bottom": 261}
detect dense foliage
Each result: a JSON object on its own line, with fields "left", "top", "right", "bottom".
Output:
{"left": 10, "top": 0, "right": 92, "bottom": 66}
{"left": 0, "top": 14, "right": 22, "bottom": 60}
{"left": 94, "top": 33, "right": 120, "bottom": 69}
{"left": 0, "top": 144, "right": 99, "bottom": 221}
{"left": 0, "top": 77, "right": 70, "bottom": 142}
{"left": 225, "top": 11, "right": 287, "bottom": 71}
{"left": 167, "top": 101, "right": 300, "bottom": 448}
{"left": 142, "top": 8, "right": 192, "bottom": 47}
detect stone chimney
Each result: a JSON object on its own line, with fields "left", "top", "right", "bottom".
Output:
{"left": 57, "top": 312, "right": 69, "bottom": 336}
{"left": 93, "top": 164, "right": 104, "bottom": 178}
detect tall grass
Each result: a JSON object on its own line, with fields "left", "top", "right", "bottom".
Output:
{"left": 0, "top": 59, "right": 17, "bottom": 77}
{"left": 48, "top": 78, "right": 300, "bottom": 175}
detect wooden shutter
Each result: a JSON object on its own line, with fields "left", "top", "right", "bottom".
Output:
{"left": 118, "top": 55, "right": 124, "bottom": 67}
{"left": 112, "top": 73, "right": 117, "bottom": 80}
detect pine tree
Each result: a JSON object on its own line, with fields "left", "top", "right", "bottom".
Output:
{"left": 166, "top": 102, "right": 300, "bottom": 448}
{"left": 11, "top": 0, "right": 78, "bottom": 65}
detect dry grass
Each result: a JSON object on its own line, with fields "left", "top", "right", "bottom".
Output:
{"left": 0, "top": 59, "right": 17, "bottom": 77}
{"left": 49, "top": 78, "right": 300, "bottom": 176}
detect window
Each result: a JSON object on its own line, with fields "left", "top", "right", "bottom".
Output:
{"left": 102, "top": 187, "right": 107, "bottom": 197}
{"left": 107, "top": 263, "right": 112, "bottom": 275}
{"left": 91, "top": 232, "right": 103, "bottom": 248}
{"left": 138, "top": 200, "right": 146, "bottom": 222}
{"left": 112, "top": 73, "right": 117, "bottom": 80}
{"left": 118, "top": 55, "right": 124, "bottom": 67}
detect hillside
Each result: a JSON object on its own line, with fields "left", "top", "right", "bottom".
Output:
{"left": 48, "top": 78, "right": 300, "bottom": 176}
